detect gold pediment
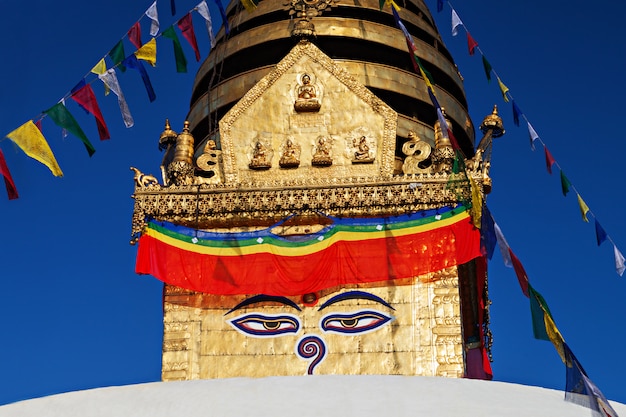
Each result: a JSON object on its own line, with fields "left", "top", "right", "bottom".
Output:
{"left": 219, "top": 40, "right": 397, "bottom": 186}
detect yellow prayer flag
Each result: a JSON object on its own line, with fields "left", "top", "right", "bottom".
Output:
{"left": 90, "top": 58, "right": 110, "bottom": 95}
{"left": 469, "top": 176, "right": 483, "bottom": 228}
{"left": 6, "top": 120, "right": 63, "bottom": 177}
{"left": 497, "top": 76, "right": 509, "bottom": 102}
{"left": 418, "top": 67, "right": 434, "bottom": 91}
{"left": 387, "top": 0, "right": 401, "bottom": 11}
{"left": 544, "top": 313, "right": 565, "bottom": 363}
{"left": 577, "top": 194, "right": 590, "bottom": 222}
{"left": 241, "top": 0, "right": 257, "bottom": 12}
{"left": 135, "top": 38, "right": 157, "bottom": 67}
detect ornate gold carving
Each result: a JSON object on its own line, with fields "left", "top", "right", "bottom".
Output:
{"left": 195, "top": 140, "right": 223, "bottom": 185}
{"left": 279, "top": 138, "right": 301, "bottom": 168}
{"left": 311, "top": 135, "right": 333, "bottom": 166}
{"left": 351, "top": 135, "right": 375, "bottom": 164}
{"left": 294, "top": 73, "right": 321, "bottom": 112}
{"left": 130, "top": 167, "right": 159, "bottom": 188}
{"left": 401, "top": 131, "right": 432, "bottom": 174}
{"left": 249, "top": 140, "right": 273, "bottom": 170}
{"left": 285, "top": 0, "right": 339, "bottom": 38}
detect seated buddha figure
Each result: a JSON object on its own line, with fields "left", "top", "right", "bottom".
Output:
{"left": 294, "top": 74, "right": 321, "bottom": 112}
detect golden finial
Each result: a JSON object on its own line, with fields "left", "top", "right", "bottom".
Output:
{"left": 479, "top": 105, "right": 505, "bottom": 138}
{"left": 159, "top": 119, "right": 178, "bottom": 151}
{"left": 173, "top": 121, "right": 195, "bottom": 165}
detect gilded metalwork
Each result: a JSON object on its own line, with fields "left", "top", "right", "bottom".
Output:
{"left": 401, "top": 131, "right": 432, "bottom": 174}
{"left": 285, "top": 0, "right": 339, "bottom": 37}
{"left": 294, "top": 73, "right": 321, "bottom": 112}
{"left": 279, "top": 138, "right": 301, "bottom": 168}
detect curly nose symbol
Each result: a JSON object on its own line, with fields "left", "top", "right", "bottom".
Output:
{"left": 296, "top": 335, "right": 326, "bottom": 375}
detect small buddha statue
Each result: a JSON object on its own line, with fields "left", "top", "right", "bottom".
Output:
{"left": 294, "top": 74, "right": 321, "bottom": 112}
{"left": 249, "top": 140, "right": 272, "bottom": 170}
{"left": 279, "top": 138, "right": 301, "bottom": 168}
{"left": 351, "top": 135, "right": 374, "bottom": 164}
{"left": 311, "top": 136, "right": 332, "bottom": 166}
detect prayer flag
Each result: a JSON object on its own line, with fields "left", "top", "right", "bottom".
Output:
{"left": 560, "top": 170, "right": 571, "bottom": 196}
{"left": 109, "top": 40, "right": 126, "bottom": 71}
{"left": 614, "top": 245, "right": 625, "bottom": 276}
{"left": 480, "top": 205, "right": 496, "bottom": 260}
{"left": 196, "top": 0, "right": 216, "bottom": 48}
{"left": 544, "top": 147, "right": 555, "bottom": 174}
{"left": 128, "top": 22, "right": 142, "bottom": 49}
{"left": 136, "top": 205, "right": 482, "bottom": 296}
{"left": 135, "top": 37, "right": 157, "bottom": 67}
{"left": 123, "top": 54, "right": 156, "bottom": 102}
{"left": 70, "top": 82, "right": 110, "bottom": 141}
{"left": 564, "top": 344, "right": 618, "bottom": 417}
{"left": 392, "top": 6, "right": 411, "bottom": 40}
{"left": 594, "top": 219, "right": 607, "bottom": 247}
{"left": 6, "top": 120, "right": 63, "bottom": 177}
{"left": 98, "top": 69, "right": 134, "bottom": 128}
{"left": 528, "top": 284, "right": 554, "bottom": 341}
{"left": 146, "top": 1, "right": 160, "bottom": 36}
{"left": 451, "top": 9, "right": 462, "bottom": 36}
{"left": 482, "top": 55, "right": 492, "bottom": 81}
{"left": 90, "top": 58, "right": 110, "bottom": 95}
{"left": 171, "top": 0, "right": 176, "bottom": 15}
{"left": 469, "top": 176, "right": 482, "bottom": 228}
{"left": 163, "top": 26, "right": 188, "bottom": 73}
{"left": 466, "top": 32, "right": 478, "bottom": 55}
{"left": 527, "top": 121, "right": 539, "bottom": 151}
{"left": 0, "top": 149, "right": 18, "bottom": 199}
{"left": 437, "top": 0, "right": 443, "bottom": 12}
{"left": 512, "top": 100, "right": 522, "bottom": 127}
{"left": 241, "top": 0, "right": 258, "bottom": 12}
{"left": 44, "top": 102, "right": 96, "bottom": 157}
{"left": 178, "top": 13, "right": 201, "bottom": 61}
{"left": 494, "top": 222, "right": 512, "bottom": 267}
{"left": 496, "top": 76, "right": 509, "bottom": 102}
{"left": 577, "top": 194, "right": 589, "bottom": 223}
{"left": 508, "top": 248, "right": 529, "bottom": 297}
{"left": 214, "top": 0, "right": 230, "bottom": 34}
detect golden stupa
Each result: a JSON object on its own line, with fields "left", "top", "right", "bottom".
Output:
{"left": 130, "top": 0, "right": 503, "bottom": 381}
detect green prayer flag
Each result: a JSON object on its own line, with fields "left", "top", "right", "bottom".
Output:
{"left": 44, "top": 102, "right": 96, "bottom": 157}
{"left": 378, "top": 0, "right": 385, "bottom": 10}
{"left": 163, "top": 26, "right": 188, "bottom": 73}
{"left": 529, "top": 285, "right": 553, "bottom": 341}
{"left": 109, "top": 40, "right": 127, "bottom": 72}
{"left": 560, "top": 170, "right": 571, "bottom": 196}
{"left": 482, "top": 55, "right": 492, "bottom": 82}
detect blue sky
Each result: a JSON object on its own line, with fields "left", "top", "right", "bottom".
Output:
{"left": 1, "top": 0, "right": 625, "bottom": 407}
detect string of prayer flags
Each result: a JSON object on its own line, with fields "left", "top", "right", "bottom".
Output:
{"left": 595, "top": 219, "right": 607, "bottom": 247}
{"left": 610, "top": 243, "right": 624, "bottom": 276}
{"left": 6, "top": 121, "right": 63, "bottom": 177}
{"left": 98, "top": 69, "right": 134, "bottom": 128}
{"left": 135, "top": 38, "right": 158, "bottom": 67}
{"left": 128, "top": 22, "right": 143, "bottom": 49}
{"left": 508, "top": 248, "right": 529, "bottom": 297}
{"left": 577, "top": 194, "right": 590, "bottom": 223}
{"left": 544, "top": 147, "right": 555, "bottom": 174}
{"left": 496, "top": 76, "right": 509, "bottom": 102}
{"left": 196, "top": 0, "right": 216, "bottom": 48}
{"left": 466, "top": 31, "right": 478, "bottom": 55}
{"left": 451, "top": 9, "right": 462, "bottom": 36}
{"left": 214, "top": 0, "right": 230, "bottom": 34}
{"left": 146, "top": 1, "right": 160, "bottom": 37}
{"left": 163, "top": 26, "right": 188, "bottom": 73}
{"left": 0, "top": 149, "right": 18, "bottom": 200}
{"left": 512, "top": 100, "right": 522, "bottom": 127}
{"left": 527, "top": 121, "right": 539, "bottom": 151}
{"left": 480, "top": 205, "right": 496, "bottom": 260}
{"left": 70, "top": 81, "right": 110, "bottom": 141}
{"left": 178, "top": 13, "right": 201, "bottom": 61}
{"left": 528, "top": 285, "right": 565, "bottom": 362}
{"left": 494, "top": 222, "right": 512, "bottom": 267}
{"left": 122, "top": 54, "right": 156, "bottom": 102}
{"left": 109, "top": 41, "right": 127, "bottom": 72}
{"left": 560, "top": 171, "right": 571, "bottom": 196}
{"left": 564, "top": 344, "right": 619, "bottom": 417}
{"left": 44, "top": 102, "right": 96, "bottom": 157}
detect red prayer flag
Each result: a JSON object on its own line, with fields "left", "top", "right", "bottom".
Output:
{"left": 0, "top": 149, "right": 18, "bottom": 200}
{"left": 177, "top": 13, "right": 201, "bottom": 61}
{"left": 544, "top": 147, "right": 556, "bottom": 174}
{"left": 128, "top": 22, "right": 142, "bottom": 49}
{"left": 467, "top": 32, "right": 478, "bottom": 55}
{"left": 508, "top": 248, "right": 529, "bottom": 297}
{"left": 70, "top": 84, "right": 110, "bottom": 140}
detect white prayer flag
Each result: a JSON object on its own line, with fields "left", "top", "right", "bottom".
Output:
{"left": 146, "top": 1, "right": 160, "bottom": 37}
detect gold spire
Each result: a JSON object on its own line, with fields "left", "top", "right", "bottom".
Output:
{"left": 479, "top": 105, "right": 505, "bottom": 138}
{"left": 159, "top": 119, "right": 178, "bottom": 151}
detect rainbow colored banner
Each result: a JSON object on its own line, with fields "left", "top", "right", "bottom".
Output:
{"left": 135, "top": 205, "right": 481, "bottom": 296}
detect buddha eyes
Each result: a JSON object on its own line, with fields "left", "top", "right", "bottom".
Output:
{"left": 229, "top": 314, "right": 300, "bottom": 337}
{"left": 320, "top": 311, "right": 392, "bottom": 334}
{"left": 229, "top": 311, "right": 393, "bottom": 337}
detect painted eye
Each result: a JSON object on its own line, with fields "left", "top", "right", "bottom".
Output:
{"left": 320, "top": 310, "right": 392, "bottom": 334}
{"left": 229, "top": 313, "right": 300, "bottom": 337}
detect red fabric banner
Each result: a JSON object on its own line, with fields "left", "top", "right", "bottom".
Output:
{"left": 128, "top": 22, "right": 142, "bottom": 49}
{"left": 71, "top": 84, "right": 110, "bottom": 140}
{"left": 177, "top": 13, "right": 201, "bottom": 61}
{"left": 0, "top": 149, "right": 18, "bottom": 200}
{"left": 136, "top": 213, "right": 481, "bottom": 296}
